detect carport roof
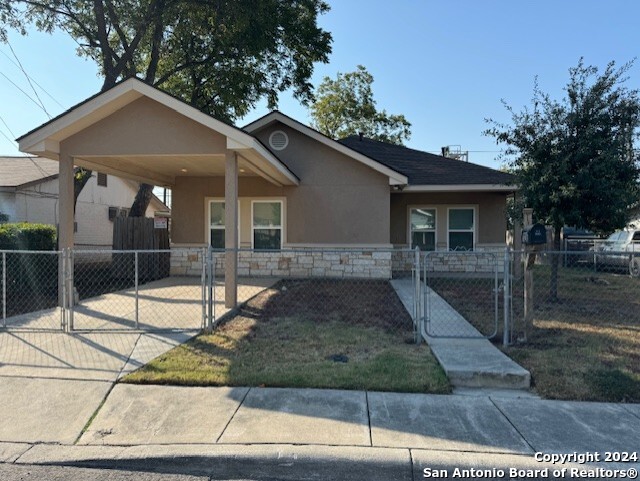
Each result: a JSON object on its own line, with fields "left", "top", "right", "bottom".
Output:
{"left": 17, "top": 77, "right": 299, "bottom": 187}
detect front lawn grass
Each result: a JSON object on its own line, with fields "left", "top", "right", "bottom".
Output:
{"left": 123, "top": 279, "right": 451, "bottom": 394}
{"left": 429, "top": 265, "right": 640, "bottom": 402}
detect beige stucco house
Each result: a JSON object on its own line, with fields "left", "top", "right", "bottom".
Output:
{"left": 16, "top": 78, "right": 516, "bottom": 307}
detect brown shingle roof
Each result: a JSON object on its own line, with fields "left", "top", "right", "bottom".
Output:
{"left": 339, "top": 136, "right": 515, "bottom": 186}
{"left": 0, "top": 156, "right": 59, "bottom": 188}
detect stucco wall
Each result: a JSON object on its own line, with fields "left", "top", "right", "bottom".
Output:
{"left": 390, "top": 191, "right": 508, "bottom": 247}
{"left": 61, "top": 97, "right": 227, "bottom": 157}
{"left": 172, "top": 122, "right": 391, "bottom": 246}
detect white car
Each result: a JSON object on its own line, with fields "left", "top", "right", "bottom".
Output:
{"left": 594, "top": 229, "right": 640, "bottom": 276}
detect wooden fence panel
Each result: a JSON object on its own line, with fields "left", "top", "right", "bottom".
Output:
{"left": 113, "top": 217, "right": 170, "bottom": 280}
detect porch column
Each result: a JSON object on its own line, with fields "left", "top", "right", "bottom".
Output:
{"left": 58, "top": 153, "right": 74, "bottom": 305}
{"left": 224, "top": 150, "right": 238, "bottom": 308}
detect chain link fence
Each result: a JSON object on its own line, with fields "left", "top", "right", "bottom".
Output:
{"left": 4, "top": 247, "right": 636, "bottom": 350}
{"left": 411, "top": 248, "right": 639, "bottom": 346}
{"left": 208, "top": 249, "right": 414, "bottom": 338}
{"left": 0, "top": 250, "right": 62, "bottom": 330}
{"left": 420, "top": 251, "right": 505, "bottom": 339}
{"left": 508, "top": 250, "right": 640, "bottom": 343}
{"left": 70, "top": 248, "right": 206, "bottom": 331}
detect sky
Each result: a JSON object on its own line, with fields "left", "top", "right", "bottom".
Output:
{"left": 1, "top": 0, "right": 639, "bottom": 170}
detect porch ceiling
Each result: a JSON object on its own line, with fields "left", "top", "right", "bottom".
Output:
{"left": 75, "top": 154, "right": 270, "bottom": 187}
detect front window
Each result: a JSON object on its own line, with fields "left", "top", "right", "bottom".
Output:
{"left": 253, "top": 201, "right": 282, "bottom": 249}
{"left": 448, "top": 208, "right": 474, "bottom": 251}
{"left": 410, "top": 208, "right": 436, "bottom": 251}
{"left": 209, "top": 201, "right": 225, "bottom": 249}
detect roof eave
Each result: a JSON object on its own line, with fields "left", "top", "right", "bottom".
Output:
{"left": 400, "top": 184, "right": 519, "bottom": 193}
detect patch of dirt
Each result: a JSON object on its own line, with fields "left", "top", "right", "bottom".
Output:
{"left": 237, "top": 279, "right": 412, "bottom": 331}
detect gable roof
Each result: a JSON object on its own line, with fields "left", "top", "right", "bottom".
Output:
{"left": 0, "top": 156, "right": 59, "bottom": 188}
{"left": 339, "top": 136, "right": 517, "bottom": 191}
{"left": 243, "top": 111, "right": 408, "bottom": 185}
{"left": 17, "top": 77, "right": 298, "bottom": 186}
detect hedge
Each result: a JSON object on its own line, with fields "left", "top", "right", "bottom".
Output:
{"left": 0, "top": 223, "right": 57, "bottom": 251}
{"left": 0, "top": 224, "right": 58, "bottom": 300}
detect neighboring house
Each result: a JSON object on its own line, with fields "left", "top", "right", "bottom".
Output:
{"left": 0, "top": 156, "right": 169, "bottom": 251}
{"left": 16, "top": 78, "right": 516, "bottom": 305}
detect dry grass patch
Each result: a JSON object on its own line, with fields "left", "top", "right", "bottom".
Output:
{"left": 124, "top": 279, "right": 450, "bottom": 394}
{"left": 429, "top": 265, "right": 640, "bottom": 402}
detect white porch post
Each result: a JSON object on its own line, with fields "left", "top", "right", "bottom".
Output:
{"left": 224, "top": 150, "right": 238, "bottom": 308}
{"left": 58, "top": 153, "right": 74, "bottom": 306}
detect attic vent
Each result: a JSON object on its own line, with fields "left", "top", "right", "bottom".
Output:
{"left": 269, "top": 130, "right": 289, "bottom": 151}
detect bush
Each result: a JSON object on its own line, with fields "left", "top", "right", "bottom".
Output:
{"left": 0, "top": 223, "right": 57, "bottom": 250}
{"left": 0, "top": 224, "right": 59, "bottom": 301}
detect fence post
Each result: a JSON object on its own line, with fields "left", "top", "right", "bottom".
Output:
{"left": 207, "top": 247, "right": 214, "bottom": 332}
{"left": 523, "top": 251, "right": 534, "bottom": 343}
{"left": 503, "top": 249, "right": 511, "bottom": 346}
{"left": 2, "top": 251, "right": 6, "bottom": 328}
{"left": 134, "top": 251, "right": 139, "bottom": 330}
{"left": 414, "top": 246, "right": 422, "bottom": 345}
{"left": 200, "top": 248, "right": 206, "bottom": 330}
{"left": 60, "top": 250, "right": 66, "bottom": 331}
{"left": 67, "top": 248, "right": 74, "bottom": 332}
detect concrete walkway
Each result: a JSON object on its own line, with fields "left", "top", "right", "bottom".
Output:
{"left": 0, "top": 385, "right": 638, "bottom": 480}
{"left": 391, "top": 279, "right": 531, "bottom": 390}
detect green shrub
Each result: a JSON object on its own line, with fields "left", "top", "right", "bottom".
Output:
{"left": 0, "top": 223, "right": 57, "bottom": 250}
{"left": 0, "top": 224, "right": 59, "bottom": 299}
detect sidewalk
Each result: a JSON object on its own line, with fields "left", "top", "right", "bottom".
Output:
{"left": 391, "top": 279, "right": 531, "bottom": 389}
{"left": 1, "top": 385, "right": 638, "bottom": 480}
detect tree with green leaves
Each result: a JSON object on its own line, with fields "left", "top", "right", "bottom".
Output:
{"left": 1, "top": 0, "right": 332, "bottom": 214}
{"left": 310, "top": 65, "right": 411, "bottom": 145}
{"left": 486, "top": 59, "right": 640, "bottom": 299}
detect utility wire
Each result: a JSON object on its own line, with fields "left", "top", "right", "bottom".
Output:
{"left": 6, "top": 40, "right": 51, "bottom": 118}
{"left": 0, "top": 49, "right": 66, "bottom": 110}
{"left": 0, "top": 125, "right": 16, "bottom": 146}
{"left": 0, "top": 114, "right": 16, "bottom": 138}
{"left": 0, "top": 71, "right": 51, "bottom": 114}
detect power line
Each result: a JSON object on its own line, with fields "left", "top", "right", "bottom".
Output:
{"left": 0, "top": 49, "right": 66, "bottom": 109}
{"left": 0, "top": 71, "right": 51, "bottom": 114}
{"left": 0, "top": 114, "right": 15, "bottom": 138}
{"left": 0, "top": 125, "right": 16, "bottom": 146}
{"left": 6, "top": 40, "right": 51, "bottom": 118}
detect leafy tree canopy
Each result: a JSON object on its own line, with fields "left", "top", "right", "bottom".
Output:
{"left": 0, "top": 0, "right": 332, "bottom": 122}
{"left": 310, "top": 65, "right": 411, "bottom": 145}
{"left": 486, "top": 59, "right": 640, "bottom": 237}
{"left": 1, "top": 0, "right": 332, "bottom": 215}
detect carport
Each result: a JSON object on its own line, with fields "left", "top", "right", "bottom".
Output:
{"left": 17, "top": 78, "right": 299, "bottom": 308}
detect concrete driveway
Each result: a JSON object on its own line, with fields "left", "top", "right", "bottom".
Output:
{"left": 5, "top": 277, "right": 277, "bottom": 331}
{"left": 0, "top": 277, "right": 277, "bottom": 444}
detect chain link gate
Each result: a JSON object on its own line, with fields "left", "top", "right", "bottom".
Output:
{"left": 413, "top": 249, "right": 512, "bottom": 342}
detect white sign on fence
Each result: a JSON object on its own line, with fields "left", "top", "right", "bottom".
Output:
{"left": 154, "top": 217, "right": 168, "bottom": 229}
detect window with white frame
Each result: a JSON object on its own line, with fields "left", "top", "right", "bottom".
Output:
{"left": 209, "top": 201, "right": 225, "bottom": 249}
{"left": 252, "top": 201, "right": 282, "bottom": 249}
{"left": 410, "top": 208, "right": 436, "bottom": 251}
{"left": 448, "top": 208, "right": 475, "bottom": 251}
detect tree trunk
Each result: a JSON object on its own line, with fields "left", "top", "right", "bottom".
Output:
{"left": 73, "top": 169, "right": 93, "bottom": 214}
{"left": 129, "top": 183, "right": 154, "bottom": 217}
{"left": 549, "top": 225, "right": 562, "bottom": 301}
